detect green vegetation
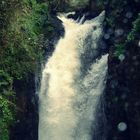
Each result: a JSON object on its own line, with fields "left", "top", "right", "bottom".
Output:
{"left": 0, "top": 0, "right": 49, "bottom": 139}
{"left": 114, "top": 13, "right": 140, "bottom": 57}
{"left": 0, "top": 70, "right": 15, "bottom": 140}
{"left": 114, "top": 43, "right": 125, "bottom": 57}
{"left": 127, "top": 13, "right": 140, "bottom": 42}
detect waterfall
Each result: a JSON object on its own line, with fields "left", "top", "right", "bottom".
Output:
{"left": 39, "top": 11, "right": 108, "bottom": 140}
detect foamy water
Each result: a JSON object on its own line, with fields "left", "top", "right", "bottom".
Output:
{"left": 39, "top": 11, "right": 108, "bottom": 140}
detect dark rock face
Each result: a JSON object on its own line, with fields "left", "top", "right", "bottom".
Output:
{"left": 105, "top": 44, "right": 140, "bottom": 140}
{"left": 101, "top": 0, "right": 140, "bottom": 139}
{"left": 67, "top": 8, "right": 99, "bottom": 21}
{"left": 10, "top": 76, "right": 38, "bottom": 140}
{"left": 43, "top": 14, "right": 64, "bottom": 60}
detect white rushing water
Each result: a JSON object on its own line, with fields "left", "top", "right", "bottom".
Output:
{"left": 39, "top": 11, "right": 108, "bottom": 140}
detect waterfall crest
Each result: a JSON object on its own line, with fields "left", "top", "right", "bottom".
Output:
{"left": 39, "top": 11, "right": 108, "bottom": 140}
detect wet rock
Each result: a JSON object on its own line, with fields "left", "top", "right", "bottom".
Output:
{"left": 10, "top": 77, "right": 38, "bottom": 140}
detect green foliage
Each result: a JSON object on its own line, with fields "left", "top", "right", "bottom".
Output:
{"left": 0, "top": 70, "right": 12, "bottom": 91}
{"left": 105, "top": 17, "right": 115, "bottom": 27}
{"left": 114, "top": 13, "right": 140, "bottom": 58}
{"left": 0, "top": 0, "right": 48, "bottom": 80}
{"left": 114, "top": 43, "right": 125, "bottom": 57}
{"left": 0, "top": 0, "right": 49, "bottom": 139}
{"left": 0, "top": 0, "right": 20, "bottom": 29}
{"left": 0, "top": 70, "right": 15, "bottom": 140}
{"left": 0, "top": 95, "right": 16, "bottom": 140}
{"left": 127, "top": 13, "right": 140, "bottom": 42}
